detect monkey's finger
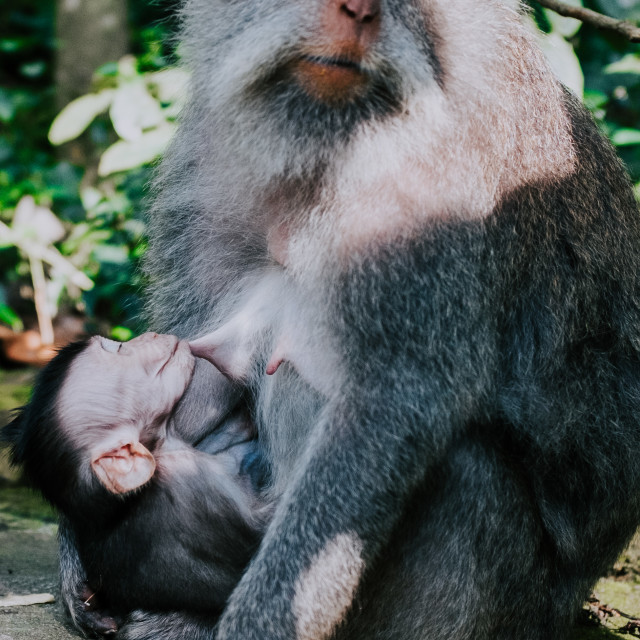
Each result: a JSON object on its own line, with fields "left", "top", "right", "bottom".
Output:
{"left": 266, "top": 352, "right": 285, "bottom": 375}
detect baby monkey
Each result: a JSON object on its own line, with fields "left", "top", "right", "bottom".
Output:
{"left": 2, "top": 332, "right": 268, "bottom": 623}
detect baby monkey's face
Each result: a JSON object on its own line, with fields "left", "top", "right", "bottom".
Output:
{"left": 57, "top": 333, "right": 195, "bottom": 494}
{"left": 60, "top": 333, "right": 195, "bottom": 429}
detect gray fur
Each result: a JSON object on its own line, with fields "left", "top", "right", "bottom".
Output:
{"left": 59, "top": 0, "right": 640, "bottom": 638}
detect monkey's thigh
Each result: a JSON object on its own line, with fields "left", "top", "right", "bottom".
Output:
{"left": 335, "top": 435, "right": 576, "bottom": 640}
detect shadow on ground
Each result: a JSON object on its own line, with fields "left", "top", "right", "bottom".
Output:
{"left": 0, "top": 368, "right": 77, "bottom": 640}
{"left": 0, "top": 486, "right": 78, "bottom": 640}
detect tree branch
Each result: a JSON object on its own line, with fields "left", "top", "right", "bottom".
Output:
{"left": 534, "top": 0, "right": 640, "bottom": 43}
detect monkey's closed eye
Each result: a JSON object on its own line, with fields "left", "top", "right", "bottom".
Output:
{"left": 101, "top": 338, "right": 122, "bottom": 353}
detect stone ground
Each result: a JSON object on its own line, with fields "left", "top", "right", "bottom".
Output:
{"left": 0, "top": 368, "right": 639, "bottom": 640}
{"left": 0, "top": 368, "right": 76, "bottom": 640}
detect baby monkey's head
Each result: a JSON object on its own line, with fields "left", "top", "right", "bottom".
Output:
{"left": 2, "top": 333, "right": 195, "bottom": 511}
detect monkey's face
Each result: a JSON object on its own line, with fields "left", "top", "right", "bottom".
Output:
{"left": 189, "top": 0, "right": 436, "bottom": 97}
{"left": 281, "top": 0, "right": 383, "bottom": 105}
{"left": 181, "top": 0, "right": 445, "bottom": 174}
{"left": 54, "top": 333, "right": 196, "bottom": 495}
{"left": 57, "top": 333, "right": 195, "bottom": 465}
{"left": 175, "top": 0, "right": 569, "bottom": 261}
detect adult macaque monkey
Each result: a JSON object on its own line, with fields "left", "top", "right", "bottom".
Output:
{"left": 62, "top": 0, "right": 640, "bottom": 638}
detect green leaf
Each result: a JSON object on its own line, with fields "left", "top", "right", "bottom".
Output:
{"left": 605, "top": 55, "right": 640, "bottom": 76}
{"left": 0, "top": 39, "right": 23, "bottom": 53}
{"left": 611, "top": 129, "right": 640, "bottom": 147}
{"left": 109, "top": 81, "right": 164, "bottom": 141}
{"left": 92, "top": 244, "right": 129, "bottom": 264}
{"left": 583, "top": 90, "right": 608, "bottom": 111}
{"left": 537, "top": 32, "right": 584, "bottom": 97}
{"left": 0, "top": 304, "right": 23, "bottom": 332}
{"left": 98, "top": 125, "right": 175, "bottom": 176}
{"left": 96, "top": 61, "right": 119, "bottom": 78}
{"left": 543, "top": 0, "right": 583, "bottom": 38}
{"left": 48, "top": 90, "right": 115, "bottom": 145}
{"left": 148, "top": 68, "right": 189, "bottom": 104}
{"left": 111, "top": 326, "right": 134, "bottom": 341}
{"left": 80, "top": 186, "right": 103, "bottom": 211}
{"left": 19, "top": 61, "right": 46, "bottom": 79}
{"left": 0, "top": 90, "right": 16, "bottom": 123}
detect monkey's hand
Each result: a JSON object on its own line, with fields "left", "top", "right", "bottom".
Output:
{"left": 74, "top": 584, "right": 120, "bottom": 637}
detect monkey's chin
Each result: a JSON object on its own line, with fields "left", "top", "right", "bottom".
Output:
{"left": 292, "top": 57, "right": 368, "bottom": 104}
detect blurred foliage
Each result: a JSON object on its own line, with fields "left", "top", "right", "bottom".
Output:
{"left": 529, "top": 0, "right": 640, "bottom": 196}
{"left": 0, "top": 0, "right": 639, "bottom": 342}
{"left": 0, "top": 0, "right": 179, "bottom": 340}
{"left": 49, "top": 56, "right": 187, "bottom": 176}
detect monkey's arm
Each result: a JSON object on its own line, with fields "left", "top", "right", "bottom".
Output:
{"left": 210, "top": 233, "right": 494, "bottom": 639}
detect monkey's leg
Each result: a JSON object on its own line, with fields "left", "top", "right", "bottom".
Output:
{"left": 116, "top": 610, "right": 219, "bottom": 640}
{"left": 211, "top": 391, "right": 478, "bottom": 640}
{"left": 115, "top": 436, "right": 578, "bottom": 640}
{"left": 334, "top": 435, "right": 582, "bottom": 640}
{"left": 59, "top": 516, "right": 120, "bottom": 636}
{"left": 116, "top": 391, "right": 474, "bottom": 640}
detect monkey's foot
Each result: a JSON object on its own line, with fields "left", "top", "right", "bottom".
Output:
{"left": 69, "top": 583, "right": 119, "bottom": 637}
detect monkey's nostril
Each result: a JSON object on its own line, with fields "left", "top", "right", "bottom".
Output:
{"left": 341, "top": 4, "right": 357, "bottom": 19}
{"left": 340, "top": 0, "right": 380, "bottom": 23}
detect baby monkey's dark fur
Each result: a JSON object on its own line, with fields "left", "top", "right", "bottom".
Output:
{"left": 2, "top": 340, "right": 266, "bottom": 619}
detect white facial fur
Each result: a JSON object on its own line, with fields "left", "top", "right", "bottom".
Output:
{"left": 172, "top": 0, "right": 575, "bottom": 278}
{"left": 57, "top": 333, "right": 196, "bottom": 463}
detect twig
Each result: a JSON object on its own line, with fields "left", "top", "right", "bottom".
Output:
{"left": 585, "top": 596, "right": 640, "bottom": 635}
{"left": 0, "top": 220, "right": 93, "bottom": 290}
{"left": 0, "top": 593, "right": 55, "bottom": 607}
{"left": 29, "top": 255, "right": 54, "bottom": 345}
{"left": 534, "top": 0, "right": 640, "bottom": 43}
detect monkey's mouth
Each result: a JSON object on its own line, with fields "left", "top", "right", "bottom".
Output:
{"left": 301, "top": 55, "right": 362, "bottom": 72}
{"left": 292, "top": 55, "right": 369, "bottom": 103}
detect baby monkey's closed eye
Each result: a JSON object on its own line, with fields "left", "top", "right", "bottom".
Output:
{"left": 101, "top": 339, "right": 122, "bottom": 353}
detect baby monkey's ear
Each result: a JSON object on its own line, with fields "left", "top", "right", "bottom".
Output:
{"left": 91, "top": 441, "right": 156, "bottom": 495}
